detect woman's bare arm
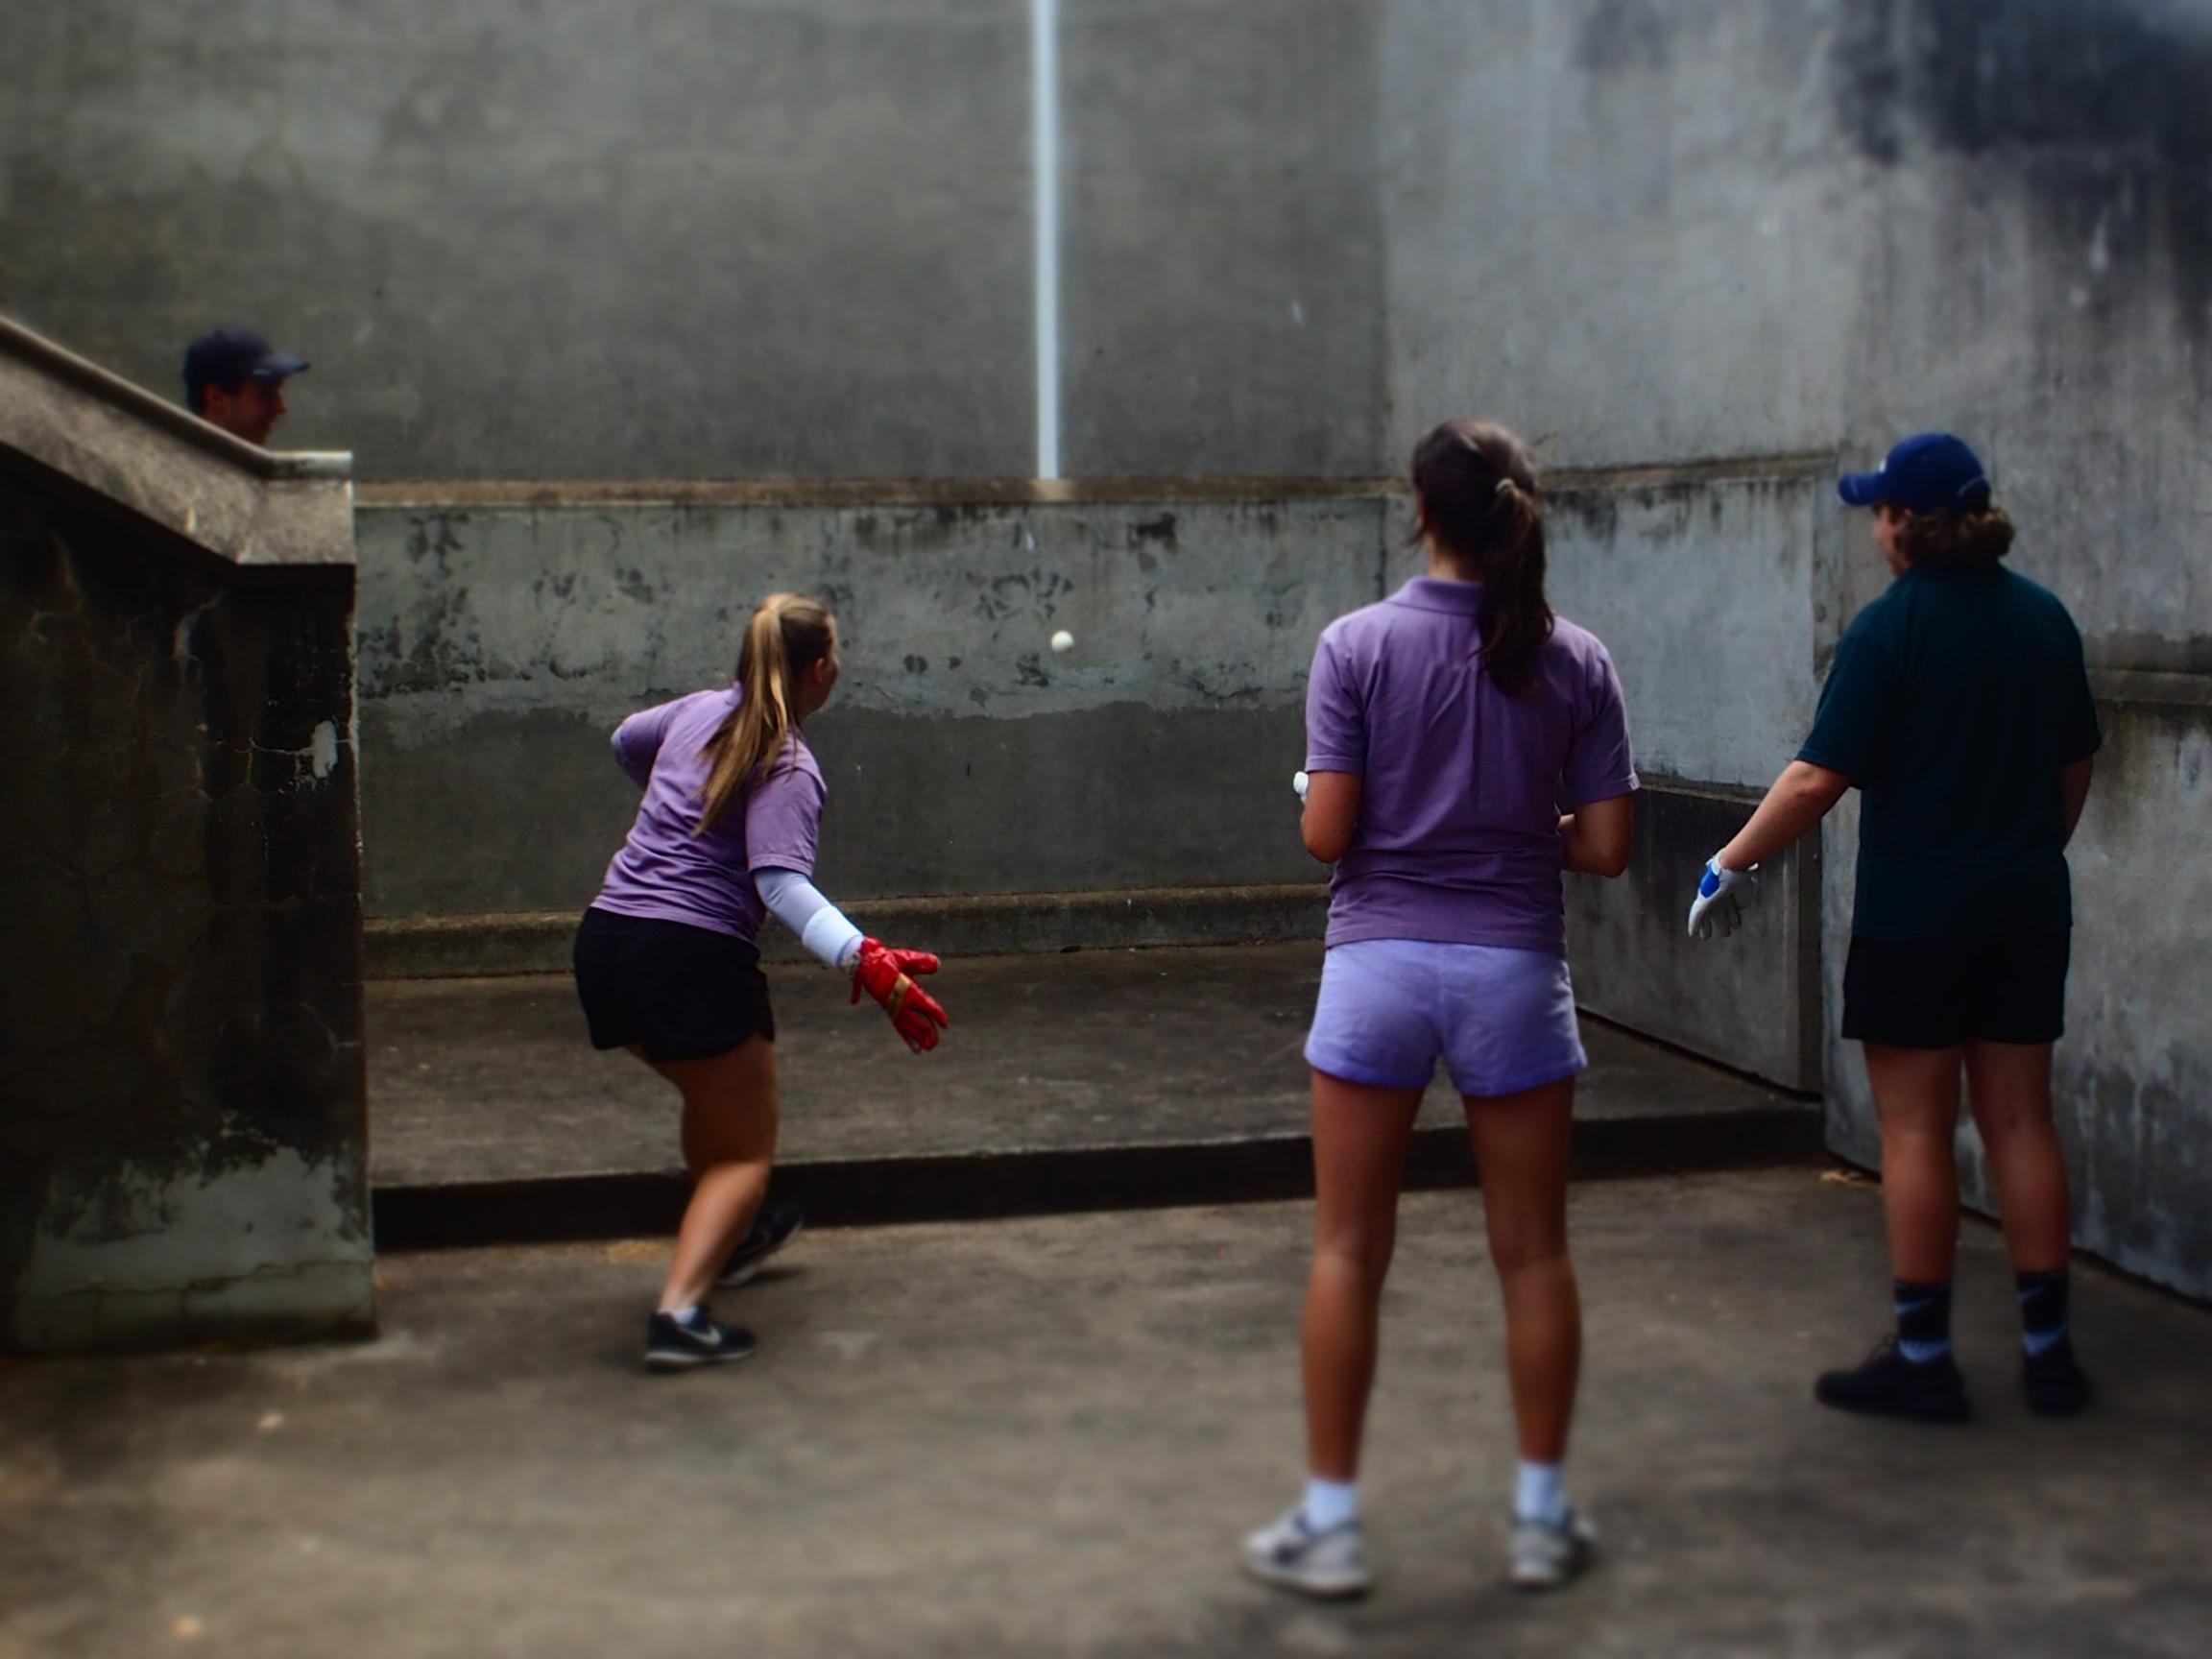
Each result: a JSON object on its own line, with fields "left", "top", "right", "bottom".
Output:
{"left": 1301, "top": 771, "right": 1361, "bottom": 864}
{"left": 1558, "top": 792, "right": 1635, "bottom": 878}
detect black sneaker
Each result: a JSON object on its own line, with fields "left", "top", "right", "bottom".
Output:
{"left": 2023, "top": 1336, "right": 2092, "bottom": 1416}
{"left": 1814, "top": 1336, "right": 1970, "bottom": 1423}
{"left": 717, "top": 1203, "right": 805, "bottom": 1289}
{"left": 643, "top": 1308, "right": 757, "bottom": 1373}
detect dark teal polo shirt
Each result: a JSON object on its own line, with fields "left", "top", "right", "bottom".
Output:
{"left": 1799, "top": 564, "right": 2102, "bottom": 942}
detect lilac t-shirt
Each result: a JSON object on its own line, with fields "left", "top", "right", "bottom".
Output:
{"left": 590, "top": 686, "right": 826, "bottom": 944}
{"left": 1306, "top": 578, "right": 1638, "bottom": 957}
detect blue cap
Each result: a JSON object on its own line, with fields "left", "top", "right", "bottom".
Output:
{"left": 1839, "top": 433, "right": 1991, "bottom": 514}
{"left": 182, "top": 327, "right": 308, "bottom": 397}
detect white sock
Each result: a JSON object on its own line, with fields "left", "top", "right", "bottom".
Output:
{"left": 661, "top": 1304, "right": 700, "bottom": 1323}
{"left": 1302, "top": 1477, "right": 1358, "bottom": 1531}
{"left": 1514, "top": 1460, "right": 1567, "bottom": 1527}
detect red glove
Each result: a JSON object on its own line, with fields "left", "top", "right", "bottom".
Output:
{"left": 851, "top": 937, "right": 949, "bottom": 1052}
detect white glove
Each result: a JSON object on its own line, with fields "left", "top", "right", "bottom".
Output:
{"left": 1293, "top": 770, "right": 1310, "bottom": 804}
{"left": 1686, "top": 854, "right": 1758, "bottom": 940}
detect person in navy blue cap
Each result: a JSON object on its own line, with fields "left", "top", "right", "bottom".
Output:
{"left": 1686, "top": 432, "right": 2102, "bottom": 1424}
{"left": 181, "top": 327, "right": 308, "bottom": 446}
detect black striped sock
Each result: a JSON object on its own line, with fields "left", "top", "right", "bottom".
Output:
{"left": 1894, "top": 1280, "right": 1953, "bottom": 1364}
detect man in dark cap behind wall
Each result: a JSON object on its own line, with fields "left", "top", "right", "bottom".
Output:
{"left": 181, "top": 327, "right": 308, "bottom": 446}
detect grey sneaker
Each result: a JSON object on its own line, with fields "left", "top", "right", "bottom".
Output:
{"left": 1242, "top": 1507, "right": 1371, "bottom": 1599}
{"left": 1509, "top": 1508, "right": 1598, "bottom": 1591}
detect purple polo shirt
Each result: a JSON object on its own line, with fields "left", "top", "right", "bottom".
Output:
{"left": 1306, "top": 578, "right": 1638, "bottom": 956}
{"left": 590, "top": 686, "right": 825, "bottom": 944}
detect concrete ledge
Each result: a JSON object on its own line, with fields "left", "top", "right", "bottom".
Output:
{"left": 1, "top": 315, "right": 353, "bottom": 570}
{"left": 373, "top": 1107, "right": 1822, "bottom": 1249}
{"left": 364, "top": 883, "right": 1333, "bottom": 977}
{"left": 2089, "top": 668, "right": 2212, "bottom": 710}
{"left": 354, "top": 451, "right": 1836, "bottom": 512}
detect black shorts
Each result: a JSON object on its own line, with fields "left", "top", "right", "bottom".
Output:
{"left": 1840, "top": 933, "right": 2069, "bottom": 1049}
{"left": 572, "top": 907, "right": 775, "bottom": 1062}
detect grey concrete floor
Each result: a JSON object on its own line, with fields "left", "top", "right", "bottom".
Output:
{"left": 6, "top": 1170, "right": 2210, "bottom": 1659}
{"left": 368, "top": 943, "right": 1805, "bottom": 1188}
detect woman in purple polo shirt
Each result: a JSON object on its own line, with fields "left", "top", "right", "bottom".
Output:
{"left": 573, "top": 592, "right": 949, "bottom": 1373}
{"left": 1244, "top": 421, "right": 1637, "bottom": 1599}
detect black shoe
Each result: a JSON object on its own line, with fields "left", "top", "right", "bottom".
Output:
{"left": 2023, "top": 1336, "right": 2092, "bottom": 1417}
{"left": 1814, "top": 1337, "right": 1970, "bottom": 1423}
{"left": 643, "top": 1308, "right": 757, "bottom": 1373}
{"left": 717, "top": 1203, "right": 805, "bottom": 1289}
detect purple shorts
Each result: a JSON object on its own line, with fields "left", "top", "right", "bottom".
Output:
{"left": 1304, "top": 939, "right": 1587, "bottom": 1097}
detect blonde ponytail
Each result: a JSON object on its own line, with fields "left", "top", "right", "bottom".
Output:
{"left": 695, "top": 592, "right": 835, "bottom": 833}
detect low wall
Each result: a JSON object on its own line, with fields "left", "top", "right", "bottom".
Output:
{"left": 1567, "top": 784, "right": 1821, "bottom": 1092}
{"left": 1, "top": 319, "right": 372, "bottom": 1352}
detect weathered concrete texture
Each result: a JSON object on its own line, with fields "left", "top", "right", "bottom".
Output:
{"left": 1568, "top": 784, "right": 1820, "bottom": 1091}
{"left": 353, "top": 493, "right": 1388, "bottom": 916}
{"left": 7, "top": 1174, "right": 2212, "bottom": 1659}
{"left": 371, "top": 701, "right": 1319, "bottom": 915}
{"left": 2, "top": 365, "right": 372, "bottom": 1351}
{"left": 0, "top": 1, "right": 1033, "bottom": 482}
{"left": 1823, "top": 689, "right": 2212, "bottom": 1300}
{"left": 1545, "top": 463, "right": 1834, "bottom": 790}
{"left": 1058, "top": 0, "right": 1387, "bottom": 476}
{"left": 1380, "top": 0, "right": 2212, "bottom": 667}
{"left": 364, "top": 945, "right": 1807, "bottom": 1190}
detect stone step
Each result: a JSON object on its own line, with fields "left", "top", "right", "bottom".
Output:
{"left": 368, "top": 942, "right": 1819, "bottom": 1248}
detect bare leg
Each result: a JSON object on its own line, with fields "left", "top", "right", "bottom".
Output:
{"left": 1863, "top": 1043, "right": 1965, "bottom": 1285}
{"left": 637, "top": 1036, "right": 780, "bottom": 1312}
{"left": 1462, "top": 1077, "right": 1579, "bottom": 1464}
{"left": 1963, "top": 1041, "right": 2072, "bottom": 1273}
{"left": 1302, "top": 1070, "right": 1424, "bottom": 1481}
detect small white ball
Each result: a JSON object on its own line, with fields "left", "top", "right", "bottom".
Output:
{"left": 1049, "top": 630, "right": 1075, "bottom": 655}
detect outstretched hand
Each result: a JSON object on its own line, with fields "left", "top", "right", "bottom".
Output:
{"left": 1686, "top": 855, "right": 1758, "bottom": 940}
{"left": 851, "top": 937, "right": 950, "bottom": 1051}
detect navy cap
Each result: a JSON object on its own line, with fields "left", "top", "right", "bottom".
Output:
{"left": 1839, "top": 432, "right": 1991, "bottom": 514}
{"left": 182, "top": 327, "right": 308, "bottom": 395}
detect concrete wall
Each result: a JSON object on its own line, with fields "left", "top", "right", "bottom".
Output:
{"left": 1058, "top": 0, "right": 1386, "bottom": 476}
{"left": 355, "top": 487, "right": 1384, "bottom": 917}
{"left": 0, "top": 0, "right": 1036, "bottom": 481}
{"left": 1, "top": 321, "right": 373, "bottom": 1352}
{"left": 0, "top": 0, "right": 1395, "bottom": 483}
{"left": 1380, "top": 0, "right": 2212, "bottom": 665}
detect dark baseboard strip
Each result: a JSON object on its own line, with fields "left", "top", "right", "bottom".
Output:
{"left": 373, "top": 1106, "right": 1820, "bottom": 1251}
{"left": 366, "top": 883, "right": 1332, "bottom": 979}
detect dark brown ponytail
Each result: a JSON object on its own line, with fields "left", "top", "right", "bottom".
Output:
{"left": 1409, "top": 419, "right": 1552, "bottom": 696}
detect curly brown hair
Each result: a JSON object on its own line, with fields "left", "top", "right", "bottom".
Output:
{"left": 1893, "top": 505, "right": 2015, "bottom": 569}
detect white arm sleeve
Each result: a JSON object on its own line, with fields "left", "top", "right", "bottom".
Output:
{"left": 755, "top": 867, "right": 864, "bottom": 972}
